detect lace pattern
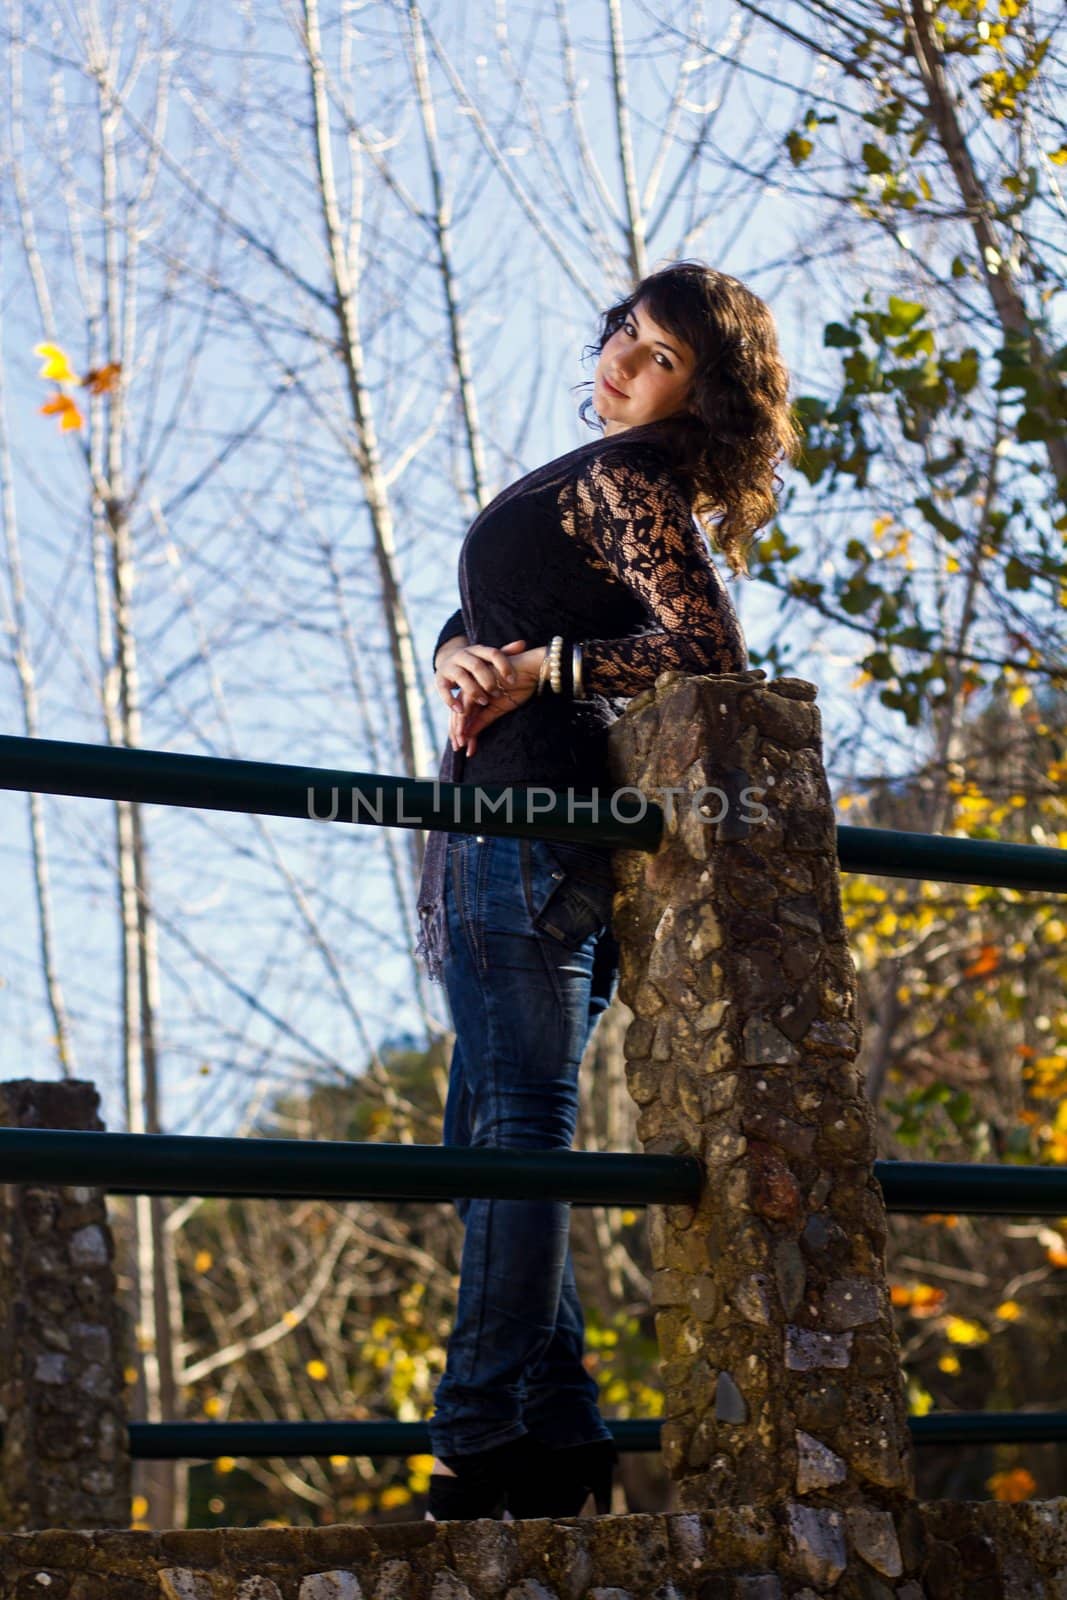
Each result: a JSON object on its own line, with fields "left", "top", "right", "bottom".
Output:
{"left": 558, "top": 450, "right": 748, "bottom": 695}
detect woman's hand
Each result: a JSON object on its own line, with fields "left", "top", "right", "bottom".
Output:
{"left": 450, "top": 646, "right": 547, "bottom": 757}
{"left": 434, "top": 637, "right": 527, "bottom": 718}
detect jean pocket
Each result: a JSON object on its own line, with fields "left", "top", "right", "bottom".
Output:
{"left": 522, "top": 838, "right": 615, "bottom": 951}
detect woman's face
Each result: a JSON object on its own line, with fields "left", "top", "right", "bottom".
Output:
{"left": 593, "top": 298, "right": 697, "bottom": 435}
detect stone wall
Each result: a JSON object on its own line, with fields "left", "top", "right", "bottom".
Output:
{"left": 606, "top": 671, "right": 912, "bottom": 1531}
{"left": 0, "top": 1080, "right": 131, "bottom": 1530}
{"left": 0, "top": 1499, "right": 1063, "bottom": 1598}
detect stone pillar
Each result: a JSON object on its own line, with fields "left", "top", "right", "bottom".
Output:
{"left": 0, "top": 1079, "right": 131, "bottom": 1529}
{"left": 609, "top": 672, "right": 916, "bottom": 1558}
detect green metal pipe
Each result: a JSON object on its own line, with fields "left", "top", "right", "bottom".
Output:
{"left": 0, "top": 1127, "right": 702, "bottom": 1207}
{"left": 874, "top": 1158, "right": 1067, "bottom": 1215}
{"left": 3, "top": 1130, "right": 1067, "bottom": 1216}
{"left": 5, "top": 737, "right": 1067, "bottom": 891}
{"left": 120, "top": 1413, "right": 1067, "bottom": 1460}
{"left": 837, "top": 822, "right": 1067, "bottom": 894}
{"left": 0, "top": 734, "right": 663, "bottom": 850}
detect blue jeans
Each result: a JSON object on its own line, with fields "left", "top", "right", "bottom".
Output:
{"left": 429, "top": 831, "right": 619, "bottom": 1458}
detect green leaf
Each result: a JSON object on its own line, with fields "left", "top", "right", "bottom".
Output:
{"left": 862, "top": 141, "right": 893, "bottom": 175}
{"left": 1004, "top": 555, "right": 1032, "bottom": 590}
{"left": 792, "top": 394, "right": 828, "bottom": 424}
{"left": 824, "top": 322, "right": 861, "bottom": 348}
{"left": 754, "top": 525, "right": 801, "bottom": 564}
{"left": 891, "top": 624, "right": 934, "bottom": 649}
{"left": 1017, "top": 407, "right": 1057, "bottom": 443}
{"left": 865, "top": 650, "right": 896, "bottom": 681}
{"left": 879, "top": 685, "right": 921, "bottom": 725}
{"left": 886, "top": 296, "right": 927, "bottom": 333}
{"left": 895, "top": 328, "right": 936, "bottom": 359}
{"left": 941, "top": 348, "right": 980, "bottom": 393}
{"left": 925, "top": 447, "right": 963, "bottom": 477}
{"left": 787, "top": 577, "right": 825, "bottom": 601}
{"left": 795, "top": 446, "right": 832, "bottom": 485}
{"left": 915, "top": 495, "right": 966, "bottom": 542}
{"left": 843, "top": 350, "right": 880, "bottom": 390}
{"left": 786, "top": 132, "right": 814, "bottom": 166}
{"left": 840, "top": 576, "right": 883, "bottom": 615}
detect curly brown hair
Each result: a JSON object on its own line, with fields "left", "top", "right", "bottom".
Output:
{"left": 576, "top": 260, "right": 802, "bottom": 578}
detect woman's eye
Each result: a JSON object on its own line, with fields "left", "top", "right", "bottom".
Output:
{"left": 622, "top": 322, "right": 671, "bottom": 369}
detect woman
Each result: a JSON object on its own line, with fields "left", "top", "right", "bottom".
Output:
{"left": 416, "top": 261, "right": 800, "bottom": 1521}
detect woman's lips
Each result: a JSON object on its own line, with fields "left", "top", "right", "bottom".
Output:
{"left": 602, "top": 376, "right": 628, "bottom": 398}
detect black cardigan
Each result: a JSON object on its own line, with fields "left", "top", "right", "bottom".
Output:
{"left": 415, "top": 431, "right": 748, "bottom": 980}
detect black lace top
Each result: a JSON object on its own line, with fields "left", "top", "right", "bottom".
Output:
{"left": 415, "top": 431, "right": 748, "bottom": 980}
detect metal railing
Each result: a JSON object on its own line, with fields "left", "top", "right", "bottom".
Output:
{"left": 3, "top": 734, "right": 1067, "bottom": 891}
{"left": 2, "top": 730, "right": 1066, "bottom": 1463}
{"left": 3, "top": 1127, "right": 1067, "bottom": 1216}
{"left": 122, "top": 1413, "right": 1067, "bottom": 1461}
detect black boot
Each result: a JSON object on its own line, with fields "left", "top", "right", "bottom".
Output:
{"left": 505, "top": 1437, "right": 618, "bottom": 1519}
{"left": 426, "top": 1434, "right": 539, "bottom": 1521}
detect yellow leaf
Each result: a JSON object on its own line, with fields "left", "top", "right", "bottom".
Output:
{"left": 379, "top": 1485, "right": 411, "bottom": 1510}
{"left": 946, "top": 555, "right": 961, "bottom": 573}
{"left": 945, "top": 1316, "right": 989, "bottom": 1345}
{"left": 1049, "top": 147, "right": 1067, "bottom": 166}
{"left": 995, "top": 1300, "right": 1022, "bottom": 1320}
{"left": 34, "top": 342, "right": 78, "bottom": 383}
{"left": 1010, "top": 684, "right": 1031, "bottom": 707}
{"left": 937, "top": 1354, "right": 961, "bottom": 1374}
{"left": 194, "top": 1251, "right": 213, "bottom": 1273}
{"left": 214, "top": 1457, "right": 236, "bottom": 1474}
{"left": 406, "top": 1454, "right": 435, "bottom": 1473}
{"left": 131, "top": 1494, "right": 150, "bottom": 1520}
{"left": 305, "top": 1359, "right": 329, "bottom": 1381}
{"left": 620, "top": 1209, "right": 638, "bottom": 1226}
{"left": 282, "top": 1310, "right": 300, "bottom": 1328}
{"left": 124, "top": 1366, "right": 139, "bottom": 1385}
{"left": 329, "top": 1455, "right": 350, "bottom": 1468}
{"left": 908, "top": 1382, "right": 935, "bottom": 1416}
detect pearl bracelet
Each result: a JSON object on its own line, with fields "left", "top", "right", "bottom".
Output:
{"left": 536, "top": 636, "right": 574, "bottom": 696}
{"left": 536, "top": 650, "right": 552, "bottom": 697}
{"left": 548, "top": 635, "right": 564, "bottom": 695}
